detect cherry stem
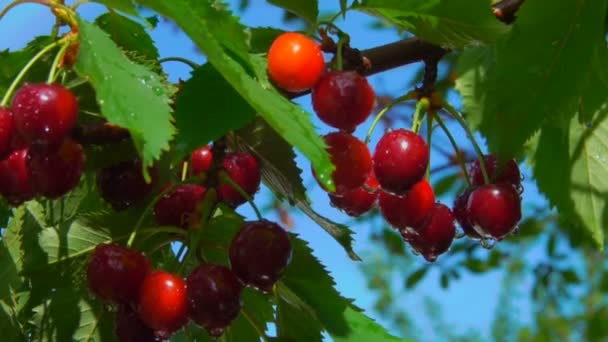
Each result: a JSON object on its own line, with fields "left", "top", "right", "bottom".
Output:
{"left": 71, "top": 0, "right": 89, "bottom": 9}
{"left": 441, "top": 101, "right": 490, "bottom": 185}
{"left": 0, "top": 38, "right": 65, "bottom": 107}
{"left": 0, "top": 0, "right": 51, "bottom": 22}
{"left": 158, "top": 57, "right": 199, "bottom": 70}
{"left": 425, "top": 113, "right": 433, "bottom": 181}
{"left": 411, "top": 97, "right": 430, "bottom": 134}
{"left": 181, "top": 161, "right": 189, "bottom": 181}
{"left": 47, "top": 40, "right": 72, "bottom": 83}
{"left": 365, "top": 91, "right": 416, "bottom": 144}
{"left": 126, "top": 183, "right": 179, "bottom": 247}
{"left": 433, "top": 112, "right": 472, "bottom": 186}
{"left": 218, "top": 171, "right": 263, "bottom": 220}
{"left": 335, "top": 39, "right": 345, "bottom": 71}
{"left": 178, "top": 189, "right": 217, "bottom": 276}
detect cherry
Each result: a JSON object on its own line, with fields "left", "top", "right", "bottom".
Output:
{"left": 378, "top": 179, "right": 435, "bottom": 231}
{"left": 403, "top": 203, "right": 455, "bottom": 262}
{"left": 97, "top": 159, "right": 157, "bottom": 211}
{"left": 0, "top": 148, "right": 35, "bottom": 205}
{"left": 452, "top": 189, "right": 480, "bottom": 239}
{"left": 115, "top": 304, "right": 157, "bottom": 342}
{"left": 328, "top": 171, "right": 379, "bottom": 217}
{"left": 314, "top": 132, "right": 372, "bottom": 194}
{"left": 187, "top": 264, "right": 242, "bottom": 337}
{"left": 467, "top": 184, "right": 521, "bottom": 240}
{"left": 190, "top": 145, "right": 213, "bottom": 176}
{"left": 86, "top": 243, "right": 151, "bottom": 304}
{"left": 154, "top": 184, "right": 206, "bottom": 229}
{"left": 312, "top": 71, "right": 375, "bottom": 132}
{"left": 217, "top": 152, "right": 261, "bottom": 207}
{"left": 267, "top": 32, "right": 325, "bottom": 92}
{"left": 470, "top": 154, "right": 521, "bottom": 187}
{"left": 0, "top": 107, "right": 14, "bottom": 158}
{"left": 27, "top": 138, "right": 85, "bottom": 199}
{"left": 138, "top": 270, "right": 188, "bottom": 335}
{"left": 11, "top": 83, "right": 79, "bottom": 148}
{"left": 229, "top": 219, "right": 292, "bottom": 292}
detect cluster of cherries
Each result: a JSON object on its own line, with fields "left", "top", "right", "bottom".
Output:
{"left": 87, "top": 217, "right": 292, "bottom": 340}
{"left": 267, "top": 32, "right": 523, "bottom": 262}
{"left": 0, "top": 83, "right": 84, "bottom": 205}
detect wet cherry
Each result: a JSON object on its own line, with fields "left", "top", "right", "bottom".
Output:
{"left": 0, "top": 147, "right": 35, "bottom": 205}
{"left": 115, "top": 304, "right": 158, "bottom": 342}
{"left": 404, "top": 203, "right": 456, "bottom": 262}
{"left": 328, "top": 171, "right": 379, "bottom": 217}
{"left": 138, "top": 271, "right": 188, "bottom": 335}
{"left": 217, "top": 152, "right": 261, "bottom": 207}
{"left": 97, "top": 159, "right": 157, "bottom": 211}
{"left": 154, "top": 184, "right": 206, "bottom": 229}
{"left": 469, "top": 154, "right": 521, "bottom": 187}
{"left": 378, "top": 179, "right": 435, "bottom": 231}
{"left": 0, "top": 107, "right": 14, "bottom": 158}
{"left": 190, "top": 145, "right": 213, "bottom": 176}
{"left": 467, "top": 183, "right": 522, "bottom": 240}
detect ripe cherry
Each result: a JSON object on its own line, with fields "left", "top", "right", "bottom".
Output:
{"left": 187, "top": 264, "right": 242, "bottom": 337}
{"left": 328, "top": 171, "right": 379, "bottom": 217}
{"left": 453, "top": 189, "right": 480, "bottom": 239}
{"left": 97, "top": 159, "right": 158, "bottom": 211}
{"left": 190, "top": 145, "right": 213, "bottom": 176}
{"left": 403, "top": 203, "right": 455, "bottom": 262}
{"left": 467, "top": 184, "right": 521, "bottom": 240}
{"left": 138, "top": 270, "right": 188, "bottom": 335}
{"left": 217, "top": 152, "right": 261, "bottom": 207}
{"left": 154, "top": 184, "right": 206, "bottom": 229}
{"left": 86, "top": 243, "right": 151, "bottom": 304}
{"left": 378, "top": 179, "right": 435, "bottom": 231}
{"left": 470, "top": 154, "right": 521, "bottom": 187}
{"left": 115, "top": 304, "right": 157, "bottom": 342}
{"left": 312, "top": 71, "right": 375, "bottom": 132}
{"left": 27, "top": 138, "right": 84, "bottom": 199}
{"left": 0, "top": 107, "right": 14, "bottom": 158}
{"left": 267, "top": 32, "right": 325, "bottom": 93}
{"left": 314, "top": 132, "right": 372, "bottom": 194}
{"left": 229, "top": 220, "right": 292, "bottom": 292}
{"left": 11, "top": 83, "right": 79, "bottom": 148}
{"left": 373, "top": 129, "right": 429, "bottom": 195}
{"left": 0, "top": 148, "right": 35, "bottom": 205}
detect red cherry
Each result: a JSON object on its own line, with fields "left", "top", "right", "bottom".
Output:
{"left": 267, "top": 32, "right": 325, "bottom": 92}
{"left": 467, "top": 184, "right": 522, "bottom": 240}
{"left": 0, "top": 147, "right": 35, "bottom": 205}
{"left": 11, "top": 83, "right": 79, "bottom": 147}
{"left": 190, "top": 145, "right": 213, "bottom": 176}
{"left": 86, "top": 243, "right": 151, "bottom": 304}
{"left": 403, "top": 203, "right": 455, "bottom": 262}
{"left": 0, "top": 107, "right": 14, "bottom": 158}
{"left": 187, "top": 264, "right": 242, "bottom": 337}
{"left": 373, "top": 129, "right": 429, "bottom": 194}
{"left": 312, "top": 71, "right": 375, "bottom": 132}
{"left": 314, "top": 132, "right": 372, "bottom": 194}
{"left": 328, "top": 171, "right": 379, "bottom": 217}
{"left": 453, "top": 189, "right": 480, "bottom": 239}
{"left": 229, "top": 220, "right": 292, "bottom": 292}
{"left": 115, "top": 304, "right": 157, "bottom": 342}
{"left": 217, "top": 152, "right": 261, "bottom": 207}
{"left": 138, "top": 271, "right": 188, "bottom": 335}
{"left": 27, "top": 138, "right": 84, "bottom": 199}
{"left": 470, "top": 154, "right": 521, "bottom": 186}
{"left": 97, "top": 159, "right": 158, "bottom": 211}
{"left": 154, "top": 184, "right": 206, "bottom": 229}
{"left": 378, "top": 179, "right": 435, "bottom": 231}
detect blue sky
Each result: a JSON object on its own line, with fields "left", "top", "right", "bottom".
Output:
{"left": 0, "top": 1, "right": 552, "bottom": 340}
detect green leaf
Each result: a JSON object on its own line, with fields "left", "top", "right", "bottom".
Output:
{"left": 0, "top": 36, "right": 53, "bottom": 96}
{"left": 249, "top": 27, "right": 285, "bottom": 54}
{"left": 405, "top": 267, "right": 427, "bottom": 288}
{"left": 132, "top": 0, "right": 334, "bottom": 189}
{"left": 276, "top": 284, "right": 324, "bottom": 342}
{"left": 354, "top": 0, "right": 509, "bottom": 49}
{"left": 331, "top": 306, "right": 404, "bottom": 342}
{"left": 561, "top": 269, "right": 580, "bottom": 284}
{"left": 174, "top": 64, "right": 255, "bottom": 157}
{"left": 225, "top": 289, "right": 274, "bottom": 342}
{"left": 75, "top": 18, "right": 175, "bottom": 174}
{"left": 91, "top": 0, "right": 138, "bottom": 15}
{"left": 432, "top": 173, "right": 460, "bottom": 197}
{"left": 267, "top": 0, "right": 319, "bottom": 23}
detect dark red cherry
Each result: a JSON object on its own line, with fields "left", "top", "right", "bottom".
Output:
{"left": 217, "top": 152, "right": 261, "bottom": 207}
{"left": 378, "top": 179, "right": 435, "bottom": 231}
{"left": 115, "top": 305, "right": 158, "bottom": 342}
{"left": 373, "top": 129, "right": 429, "bottom": 194}
{"left": 11, "top": 83, "right": 79, "bottom": 147}
{"left": 312, "top": 71, "right": 375, "bottom": 132}
{"left": 467, "top": 184, "right": 521, "bottom": 240}
{"left": 86, "top": 243, "right": 151, "bottom": 304}
{"left": 453, "top": 189, "right": 480, "bottom": 239}
{"left": 154, "top": 184, "right": 206, "bottom": 229}
{"left": 0, "top": 148, "right": 35, "bottom": 205}
{"left": 190, "top": 145, "right": 213, "bottom": 176}
{"left": 314, "top": 132, "right": 372, "bottom": 194}
{"left": 403, "top": 203, "right": 455, "bottom": 262}
{"left": 27, "top": 138, "right": 84, "bottom": 199}
{"left": 187, "top": 264, "right": 242, "bottom": 337}
{"left": 328, "top": 171, "right": 379, "bottom": 217}
{"left": 229, "top": 220, "right": 292, "bottom": 292}
{"left": 0, "top": 107, "right": 14, "bottom": 157}
{"left": 470, "top": 154, "right": 520, "bottom": 186}
{"left": 138, "top": 270, "right": 188, "bottom": 335}
{"left": 97, "top": 159, "right": 158, "bottom": 211}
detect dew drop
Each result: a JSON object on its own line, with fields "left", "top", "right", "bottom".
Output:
{"left": 208, "top": 327, "right": 225, "bottom": 338}
{"left": 480, "top": 237, "right": 497, "bottom": 250}
{"left": 410, "top": 247, "right": 420, "bottom": 256}
{"left": 153, "top": 86, "right": 163, "bottom": 96}
{"left": 99, "top": 99, "right": 105, "bottom": 105}
{"left": 423, "top": 253, "right": 437, "bottom": 263}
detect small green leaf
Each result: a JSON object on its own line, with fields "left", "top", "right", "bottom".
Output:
{"left": 75, "top": 18, "right": 175, "bottom": 173}
{"left": 464, "top": 258, "right": 489, "bottom": 273}
{"left": 440, "top": 273, "right": 449, "bottom": 289}
{"left": 94, "top": 12, "right": 160, "bottom": 63}
{"left": 249, "top": 27, "right": 285, "bottom": 54}
{"left": 268, "top": 0, "right": 319, "bottom": 23}
{"left": 91, "top": 0, "right": 138, "bottom": 15}
{"left": 561, "top": 269, "right": 580, "bottom": 284}
{"left": 331, "top": 306, "right": 405, "bottom": 342}
{"left": 405, "top": 267, "right": 427, "bottom": 288}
